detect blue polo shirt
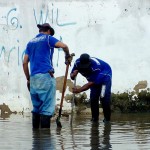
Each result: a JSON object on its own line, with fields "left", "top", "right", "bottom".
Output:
{"left": 71, "top": 57, "right": 112, "bottom": 84}
{"left": 25, "top": 33, "right": 59, "bottom": 76}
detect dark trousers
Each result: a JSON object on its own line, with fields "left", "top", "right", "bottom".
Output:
{"left": 32, "top": 112, "right": 51, "bottom": 129}
{"left": 90, "top": 79, "right": 111, "bottom": 121}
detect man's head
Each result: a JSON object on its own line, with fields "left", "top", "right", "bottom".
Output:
{"left": 79, "top": 53, "right": 91, "bottom": 70}
{"left": 37, "top": 23, "right": 55, "bottom": 36}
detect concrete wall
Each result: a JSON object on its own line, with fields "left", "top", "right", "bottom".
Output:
{"left": 0, "top": 0, "right": 150, "bottom": 112}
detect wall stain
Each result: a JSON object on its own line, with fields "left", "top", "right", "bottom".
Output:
{"left": 0, "top": 80, "right": 149, "bottom": 115}
{"left": 0, "top": 103, "right": 17, "bottom": 119}
{"left": 134, "top": 80, "right": 147, "bottom": 94}
{"left": 56, "top": 76, "right": 81, "bottom": 93}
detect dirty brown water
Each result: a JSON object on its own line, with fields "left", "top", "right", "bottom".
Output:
{"left": 0, "top": 113, "right": 150, "bottom": 150}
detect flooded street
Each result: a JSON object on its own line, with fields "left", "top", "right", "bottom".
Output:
{"left": 0, "top": 113, "right": 150, "bottom": 150}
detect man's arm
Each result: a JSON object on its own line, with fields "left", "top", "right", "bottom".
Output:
{"left": 72, "top": 82, "right": 94, "bottom": 94}
{"left": 55, "top": 41, "right": 70, "bottom": 56}
{"left": 55, "top": 41, "right": 73, "bottom": 65}
{"left": 70, "top": 70, "right": 78, "bottom": 80}
{"left": 23, "top": 54, "right": 30, "bottom": 81}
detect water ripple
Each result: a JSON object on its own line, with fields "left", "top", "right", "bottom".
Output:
{"left": 0, "top": 113, "right": 150, "bottom": 150}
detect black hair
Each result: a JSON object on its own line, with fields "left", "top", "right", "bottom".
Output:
{"left": 39, "top": 27, "right": 49, "bottom": 32}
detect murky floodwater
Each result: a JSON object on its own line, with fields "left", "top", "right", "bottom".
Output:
{"left": 0, "top": 113, "right": 150, "bottom": 150}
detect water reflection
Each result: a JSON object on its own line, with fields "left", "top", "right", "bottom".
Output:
{"left": 32, "top": 129, "right": 56, "bottom": 150}
{"left": 90, "top": 122, "right": 112, "bottom": 150}
{"left": 0, "top": 113, "right": 150, "bottom": 150}
{"left": 101, "top": 123, "right": 112, "bottom": 150}
{"left": 90, "top": 122, "right": 100, "bottom": 150}
{"left": 56, "top": 128, "right": 65, "bottom": 150}
{"left": 70, "top": 125, "right": 77, "bottom": 150}
{"left": 0, "top": 113, "right": 11, "bottom": 119}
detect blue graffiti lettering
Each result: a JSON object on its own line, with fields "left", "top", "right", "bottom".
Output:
{"left": 33, "top": 8, "right": 49, "bottom": 25}
{"left": 0, "top": 46, "right": 5, "bottom": 57}
{"left": 7, "top": 8, "right": 19, "bottom": 30}
{"left": 0, "top": 46, "right": 16, "bottom": 63}
{"left": 33, "top": 7, "right": 77, "bottom": 26}
{"left": 56, "top": 8, "right": 76, "bottom": 26}
{"left": 0, "top": 36, "right": 66, "bottom": 67}
{"left": 8, "top": 47, "right": 15, "bottom": 63}
{"left": 56, "top": 36, "right": 64, "bottom": 67}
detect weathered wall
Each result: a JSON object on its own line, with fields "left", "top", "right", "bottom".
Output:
{"left": 0, "top": 0, "right": 150, "bottom": 112}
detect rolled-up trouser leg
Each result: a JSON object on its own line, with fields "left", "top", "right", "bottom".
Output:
{"left": 32, "top": 112, "right": 40, "bottom": 129}
{"left": 40, "top": 115, "right": 51, "bottom": 128}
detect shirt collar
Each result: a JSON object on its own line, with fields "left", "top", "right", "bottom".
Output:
{"left": 36, "top": 33, "right": 45, "bottom": 37}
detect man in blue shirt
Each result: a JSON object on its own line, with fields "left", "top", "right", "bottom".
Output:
{"left": 70, "top": 53, "right": 112, "bottom": 122}
{"left": 23, "top": 23, "right": 71, "bottom": 128}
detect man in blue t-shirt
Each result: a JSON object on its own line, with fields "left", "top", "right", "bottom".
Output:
{"left": 23, "top": 23, "right": 71, "bottom": 128}
{"left": 70, "top": 53, "right": 112, "bottom": 122}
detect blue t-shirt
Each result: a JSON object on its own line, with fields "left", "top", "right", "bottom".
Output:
{"left": 71, "top": 57, "right": 112, "bottom": 84}
{"left": 25, "top": 33, "right": 59, "bottom": 76}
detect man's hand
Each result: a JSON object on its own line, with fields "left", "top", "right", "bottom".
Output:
{"left": 72, "top": 82, "right": 94, "bottom": 94}
{"left": 65, "top": 53, "right": 75, "bottom": 65}
{"left": 72, "top": 87, "right": 81, "bottom": 94}
{"left": 65, "top": 54, "right": 72, "bottom": 65}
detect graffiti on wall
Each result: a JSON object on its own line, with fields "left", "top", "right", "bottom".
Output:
{"left": 0, "top": 5, "right": 77, "bottom": 66}
{"left": 1, "top": 8, "right": 22, "bottom": 31}
{"left": 33, "top": 6, "right": 76, "bottom": 26}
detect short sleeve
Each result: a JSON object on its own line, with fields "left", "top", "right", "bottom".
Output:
{"left": 71, "top": 60, "right": 79, "bottom": 73}
{"left": 48, "top": 36, "right": 59, "bottom": 47}
{"left": 25, "top": 43, "right": 30, "bottom": 55}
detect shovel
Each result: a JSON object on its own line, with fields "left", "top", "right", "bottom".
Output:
{"left": 56, "top": 53, "right": 75, "bottom": 128}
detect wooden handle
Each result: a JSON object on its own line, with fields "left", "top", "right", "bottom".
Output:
{"left": 59, "top": 63, "right": 69, "bottom": 108}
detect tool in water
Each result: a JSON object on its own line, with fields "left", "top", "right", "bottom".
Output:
{"left": 70, "top": 77, "right": 76, "bottom": 126}
{"left": 56, "top": 53, "right": 75, "bottom": 128}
